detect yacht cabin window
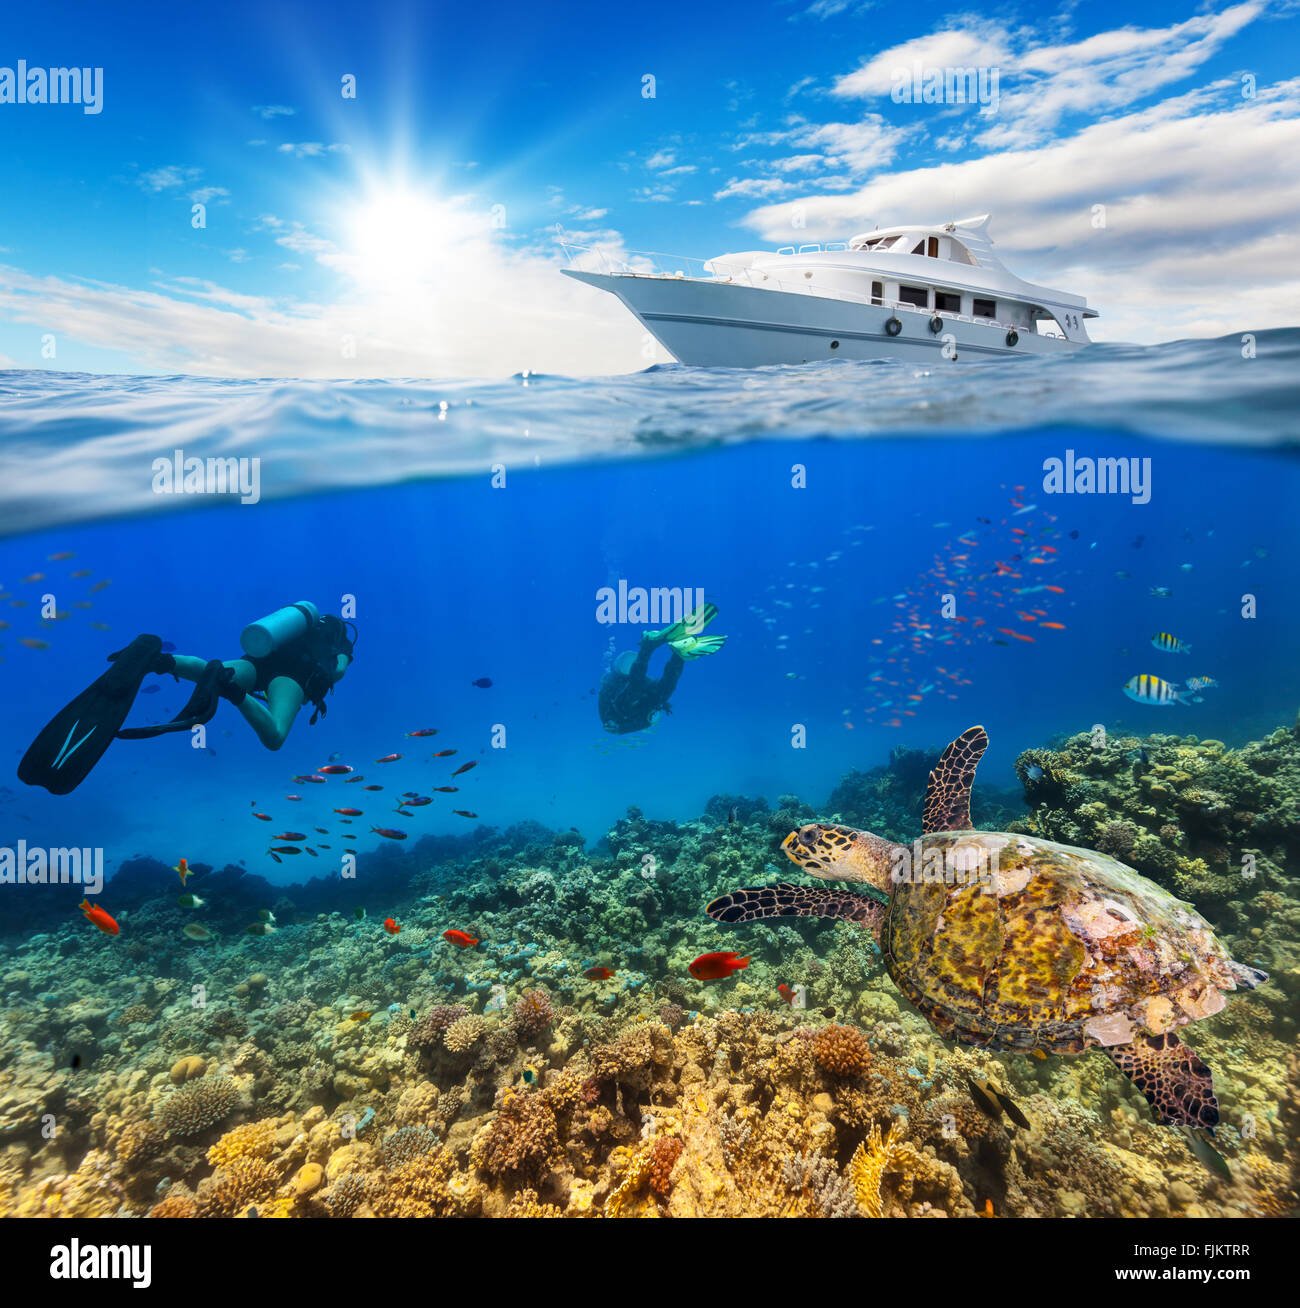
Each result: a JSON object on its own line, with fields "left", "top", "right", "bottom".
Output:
{"left": 972, "top": 298, "right": 996, "bottom": 318}
{"left": 871, "top": 280, "right": 883, "bottom": 306}
{"left": 897, "top": 284, "right": 929, "bottom": 308}
{"left": 927, "top": 237, "right": 939, "bottom": 257}
{"left": 934, "top": 291, "right": 961, "bottom": 313}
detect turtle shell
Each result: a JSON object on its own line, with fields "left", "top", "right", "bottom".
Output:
{"left": 882, "top": 830, "right": 1240, "bottom": 1055}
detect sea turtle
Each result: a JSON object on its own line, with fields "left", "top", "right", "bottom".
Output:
{"left": 705, "top": 725, "right": 1267, "bottom": 1129}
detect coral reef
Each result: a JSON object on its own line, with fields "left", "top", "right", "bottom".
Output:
{"left": 0, "top": 721, "right": 1295, "bottom": 1219}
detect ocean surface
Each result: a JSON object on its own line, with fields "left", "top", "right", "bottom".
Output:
{"left": 1, "top": 334, "right": 1297, "bottom": 1219}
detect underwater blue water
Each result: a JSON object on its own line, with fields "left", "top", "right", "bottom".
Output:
{"left": 1, "top": 335, "right": 1298, "bottom": 899}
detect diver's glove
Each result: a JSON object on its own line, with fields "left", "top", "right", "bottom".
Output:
{"left": 668, "top": 634, "right": 728, "bottom": 659}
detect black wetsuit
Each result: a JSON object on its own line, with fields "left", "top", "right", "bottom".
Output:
{"left": 598, "top": 636, "right": 684, "bottom": 735}
{"left": 238, "top": 615, "right": 354, "bottom": 724}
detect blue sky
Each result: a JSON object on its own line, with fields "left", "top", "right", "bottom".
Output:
{"left": 1, "top": 0, "right": 1297, "bottom": 375}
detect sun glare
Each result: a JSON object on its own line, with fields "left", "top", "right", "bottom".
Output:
{"left": 347, "top": 186, "right": 449, "bottom": 287}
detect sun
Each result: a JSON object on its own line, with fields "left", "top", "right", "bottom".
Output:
{"left": 346, "top": 185, "right": 449, "bottom": 287}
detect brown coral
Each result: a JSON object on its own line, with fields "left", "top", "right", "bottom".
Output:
{"left": 195, "top": 1157, "right": 280, "bottom": 1217}
{"left": 444, "top": 1014, "right": 487, "bottom": 1053}
{"left": 812, "top": 1023, "right": 872, "bottom": 1078}
{"left": 156, "top": 1073, "right": 240, "bottom": 1137}
{"left": 514, "top": 988, "right": 554, "bottom": 1038}
{"left": 471, "top": 1091, "right": 560, "bottom": 1181}
{"left": 646, "top": 1134, "right": 683, "bottom": 1199}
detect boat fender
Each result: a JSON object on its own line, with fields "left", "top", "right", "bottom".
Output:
{"left": 884, "top": 316, "right": 902, "bottom": 337}
{"left": 929, "top": 315, "right": 943, "bottom": 334}
{"left": 1005, "top": 329, "right": 1019, "bottom": 347}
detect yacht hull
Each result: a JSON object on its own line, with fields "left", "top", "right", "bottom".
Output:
{"left": 564, "top": 270, "right": 1082, "bottom": 367}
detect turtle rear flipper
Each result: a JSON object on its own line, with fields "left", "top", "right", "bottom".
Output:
{"left": 1230, "top": 960, "right": 1268, "bottom": 990}
{"left": 922, "top": 725, "right": 988, "bottom": 834}
{"left": 1105, "top": 1032, "right": 1219, "bottom": 1130}
{"left": 706, "top": 883, "right": 886, "bottom": 939}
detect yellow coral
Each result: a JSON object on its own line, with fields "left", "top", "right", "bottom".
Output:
{"left": 848, "top": 1121, "right": 921, "bottom": 1218}
{"left": 604, "top": 1142, "right": 654, "bottom": 1218}
{"left": 206, "top": 1118, "right": 277, "bottom": 1168}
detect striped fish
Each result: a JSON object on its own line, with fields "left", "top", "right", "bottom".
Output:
{"left": 1151, "top": 632, "right": 1191, "bottom": 654}
{"left": 1124, "top": 674, "right": 1189, "bottom": 706}
{"left": 1185, "top": 676, "right": 1219, "bottom": 691}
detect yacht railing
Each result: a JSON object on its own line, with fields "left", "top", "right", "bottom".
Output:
{"left": 558, "top": 235, "right": 1035, "bottom": 334}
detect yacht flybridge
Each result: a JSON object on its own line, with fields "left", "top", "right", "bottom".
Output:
{"left": 561, "top": 215, "right": 1096, "bottom": 367}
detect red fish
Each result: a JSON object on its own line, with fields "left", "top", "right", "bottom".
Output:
{"left": 433, "top": 786, "right": 458, "bottom": 793}
{"left": 363, "top": 785, "right": 383, "bottom": 791}
{"left": 284, "top": 795, "right": 301, "bottom": 804}
{"left": 273, "top": 832, "right": 307, "bottom": 841}
{"left": 371, "top": 826, "right": 407, "bottom": 839}
{"left": 452, "top": 810, "right": 477, "bottom": 819}
{"left": 777, "top": 984, "right": 796, "bottom": 1006}
{"left": 443, "top": 929, "right": 479, "bottom": 948}
{"left": 406, "top": 729, "right": 439, "bottom": 737}
{"left": 333, "top": 808, "right": 363, "bottom": 816}
{"left": 689, "top": 951, "right": 749, "bottom": 981}
{"left": 383, "top": 918, "right": 401, "bottom": 934}
{"left": 252, "top": 813, "right": 272, "bottom": 822}
{"left": 584, "top": 966, "right": 615, "bottom": 980}
{"left": 317, "top": 764, "right": 353, "bottom": 775}
{"left": 431, "top": 749, "right": 457, "bottom": 757}
{"left": 1040, "top": 622, "right": 1066, "bottom": 630}
{"left": 376, "top": 754, "right": 402, "bottom": 763}
{"left": 79, "top": 899, "right": 119, "bottom": 936}
{"left": 451, "top": 761, "right": 477, "bottom": 777}
{"left": 304, "top": 776, "right": 327, "bottom": 784}
{"left": 174, "top": 858, "right": 191, "bottom": 886}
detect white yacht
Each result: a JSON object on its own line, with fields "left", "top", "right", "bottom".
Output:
{"left": 561, "top": 215, "right": 1096, "bottom": 367}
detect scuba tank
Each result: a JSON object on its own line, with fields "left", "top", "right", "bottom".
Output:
{"left": 240, "top": 601, "right": 320, "bottom": 659}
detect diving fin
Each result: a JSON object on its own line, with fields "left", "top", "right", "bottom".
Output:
{"left": 18, "top": 634, "right": 165, "bottom": 794}
{"left": 668, "top": 633, "right": 728, "bottom": 659}
{"left": 117, "top": 660, "right": 240, "bottom": 739}
{"left": 646, "top": 601, "right": 719, "bottom": 646}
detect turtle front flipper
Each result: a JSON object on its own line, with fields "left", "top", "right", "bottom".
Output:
{"left": 706, "top": 883, "right": 886, "bottom": 942}
{"left": 1105, "top": 1032, "right": 1220, "bottom": 1130}
{"left": 922, "top": 725, "right": 988, "bottom": 833}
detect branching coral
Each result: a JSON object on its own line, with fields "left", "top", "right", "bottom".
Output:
{"left": 812, "top": 1023, "right": 872, "bottom": 1078}
{"left": 471, "top": 1091, "right": 560, "bottom": 1181}
{"left": 514, "top": 988, "right": 554, "bottom": 1038}
{"left": 409, "top": 1004, "right": 469, "bottom": 1055}
{"left": 195, "top": 1157, "right": 280, "bottom": 1217}
{"left": 155, "top": 1074, "right": 240, "bottom": 1138}
{"left": 443, "top": 1014, "right": 487, "bottom": 1054}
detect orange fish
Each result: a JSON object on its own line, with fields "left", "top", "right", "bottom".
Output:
{"left": 777, "top": 984, "right": 796, "bottom": 1006}
{"left": 333, "top": 808, "right": 363, "bottom": 816}
{"left": 451, "top": 761, "right": 477, "bottom": 777}
{"left": 383, "top": 918, "right": 400, "bottom": 935}
{"left": 349, "top": 1010, "right": 373, "bottom": 1021}
{"left": 21, "top": 572, "right": 45, "bottom": 583}
{"left": 1040, "top": 622, "right": 1066, "bottom": 630}
{"left": 1044, "top": 585, "right": 1065, "bottom": 594}
{"left": 19, "top": 638, "right": 50, "bottom": 650}
{"left": 317, "top": 764, "right": 353, "bottom": 775}
{"left": 79, "top": 899, "right": 119, "bottom": 936}
{"left": 174, "top": 858, "right": 191, "bottom": 886}
{"left": 443, "top": 929, "right": 479, "bottom": 948}
{"left": 376, "top": 753, "right": 402, "bottom": 763}
{"left": 431, "top": 749, "right": 457, "bottom": 757}
{"left": 584, "top": 966, "right": 615, "bottom": 980}
{"left": 689, "top": 951, "right": 749, "bottom": 981}
{"left": 252, "top": 813, "right": 272, "bottom": 821}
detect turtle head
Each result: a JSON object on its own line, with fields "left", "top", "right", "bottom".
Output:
{"left": 782, "top": 824, "right": 898, "bottom": 895}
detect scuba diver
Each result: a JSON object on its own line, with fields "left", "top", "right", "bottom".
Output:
{"left": 19, "top": 601, "right": 355, "bottom": 794}
{"left": 599, "top": 602, "right": 727, "bottom": 735}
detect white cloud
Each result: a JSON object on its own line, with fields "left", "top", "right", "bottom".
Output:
{"left": 138, "top": 165, "right": 199, "bottom": 192}
{"left": 189, "top": 186, "right": 230, "bottom": 204}
{"left": 276, "top": 142, "right": 352, "bottom": 158}
{"left": 252, "top": 104, "right": 296, "bottom": 119}
{"left": 645, "top": 149, "right": 677, "bottom": 169}
{"left": 0, "top": 202, "right": 650, "bottom": 377}
{"left": 738, "top": 79, "right": 1300, "bottom": 341}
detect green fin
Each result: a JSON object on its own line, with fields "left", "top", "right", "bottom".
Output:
{"left": 647, "top": 601, "right": 718, "bottom": 646}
